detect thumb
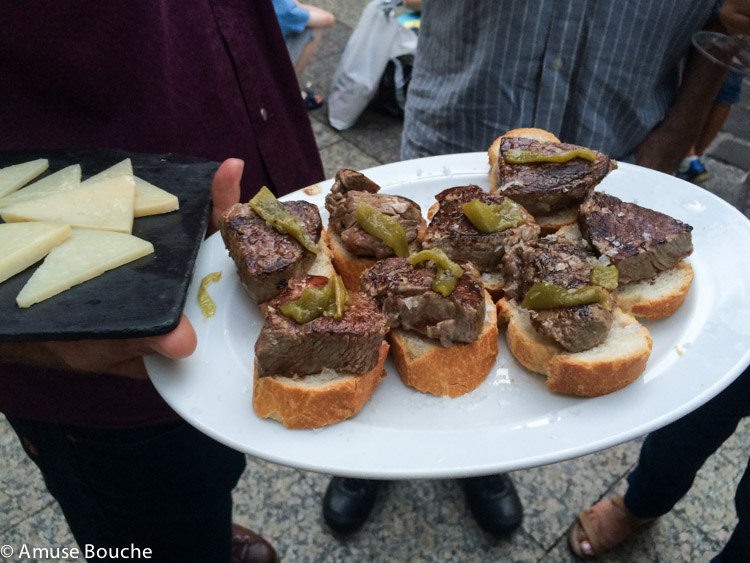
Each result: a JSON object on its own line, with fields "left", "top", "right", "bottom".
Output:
{"left": 146, "top": 315, "right": 198, "bottom": 359}
{"left": 210, "top": 158, "right": 244, "bottom": 234}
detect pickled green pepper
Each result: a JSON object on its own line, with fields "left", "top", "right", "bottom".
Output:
{"left": 521, "top": 282, "right": 610, "bottom": 310}
{"left": 505, "top": 147, "right": 597, "bottom": 164}
{"left": 198, "top": 271, "right": 222, "bottom": 318}
{"left": 590, "top": 263, "right": 619, "bottom": 290}
{"left": 461, "top": 198, "right": 526, "bottom": 233}
{"left": 409, "top": 248, "right": 464, "bottom": 297}
{"left": 355, "top": 202, "right": 409, "bottom": 257}
{"left": 280, "top": 275, "right": 349, "bottom": 323}
{"left": 249, "top": 186, "right": 319, "bottom": 253}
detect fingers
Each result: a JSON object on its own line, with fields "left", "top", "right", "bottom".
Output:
{"left": 209, "top": 158, "right": 244, "bottom": 233}
{"left": 145, "top": 315, "right": 198, "bottom": 359}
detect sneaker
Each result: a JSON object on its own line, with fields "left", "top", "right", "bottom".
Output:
{"left": 677, "top": 157, "right": 710, "bottom": 185}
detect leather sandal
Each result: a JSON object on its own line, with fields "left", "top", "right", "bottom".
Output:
{"left": 567, "top": 496, "right": 654, "bottom": 559}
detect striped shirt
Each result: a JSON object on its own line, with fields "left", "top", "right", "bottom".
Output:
{"left": 401, "top": 0, "right": 721, "bottom": 161}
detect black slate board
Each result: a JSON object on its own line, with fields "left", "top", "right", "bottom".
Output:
{"left": 0, "top": 149, "right": 217, "bottom": 341}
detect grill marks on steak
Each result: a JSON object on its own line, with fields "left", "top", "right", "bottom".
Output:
{"left": 219, "top": 200, "right": 322, "bottom": 303}
{"left": 325, "top": 169, "right": 422, "bottom": 259}
{"left": 421, "top": 185, "right": 539, "bottom": 272}
{"left": 360, "top": 257, "right": 486, "bottom": 347}
{"left": 255, "top": 276, "right": 388, "bottom": 378}
{"left": 578, "top": 192, "right": 694, "bottom": 284}
{"left": 502, "top": 238, "right": 614, "bottom": 352}
{"left": 498, "top": 137, "right": 616, "bottom": 216}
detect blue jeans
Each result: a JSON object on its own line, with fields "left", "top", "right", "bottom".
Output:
{"left": 6, "top": 417, "right": 246, "bottom": 562}
{"left": 624, "top": 366, "right": 750, "bottom": 562}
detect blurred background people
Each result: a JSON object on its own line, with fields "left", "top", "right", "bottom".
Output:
{"left": 273, "top": 0, "right": 336, "bottom": 110}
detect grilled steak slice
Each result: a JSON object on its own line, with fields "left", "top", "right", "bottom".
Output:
{"left": 578, "top": 192, "right": 693, "bottom": 284}
{"left": 497, "top": 137, "right": 616, "bottom": 216}
{"left": 502, "top": 238, "right": 614, "bottom": 352}
{"left": 421, "top": 185, "right": 539, "bottom": 272}
{"left": 325, "top": 169, "right": 422, "bottom": 259}
{"left": 360, "top": 257, "right": 486, "bottom": 347}
{"left": 220, "top": 200, "right": 322, "bottom": 303}
{"left": 255, "top": 276, "right": 388, "bottom": 378}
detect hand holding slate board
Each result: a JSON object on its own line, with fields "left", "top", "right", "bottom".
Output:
{"left": 0, "top": 149, "right": 217, "bottom": 341}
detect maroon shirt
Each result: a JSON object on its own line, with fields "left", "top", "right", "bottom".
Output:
{"left": 0, "top": 0, "right": 325, "bottom": 427}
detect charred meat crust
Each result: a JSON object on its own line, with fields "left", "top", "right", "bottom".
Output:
{"left": 325, "top": 169, "right": 422, "bottom": 259}
{"left": 360, "top": 257, "right": 486, "bottom": 347}
{"left": 219, "top": 200, "right": 322, "bottom": 304}
{"left": 498, "top": 137, "right": 616, "bottom": 215}
{"left": 255, "top": 276, "right": 388, "bottom": 378}
{"left": 578, "top": 192, "right": 694, "bottom": 284}
{"left": 421, "top": 185, "right": 539, "bottom": 272}
{"left": 502, "top": 238, "right": 614, "bottom": 352}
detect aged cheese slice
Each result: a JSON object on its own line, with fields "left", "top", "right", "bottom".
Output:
{"left": 0, "top": 164, "right": 81, "bottom": 207}
{"left": 0, "top": 222, "right": 72, "bottom": 284}
{"left": 83, "top": 158, "right": 179, "bottom": 217}
{"left": 0, "top": 158, "right": 49, "bottom": 198}
{"left": 0, "top": 176, "right": 136, "bottom": 233}
{"left": 16, "top": 228, "right": 154, "bottom": 308}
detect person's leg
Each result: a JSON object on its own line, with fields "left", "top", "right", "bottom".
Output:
{"left": 570, "top": 365, "right": 750, "bottom": 557}
{"left": 625, "top": 366, "right": 750, "bottom": 519}
{"left": 6, "top": 417, "right": 253, "bottom": 562}
{"left": 294, "top": 29, "right": 322, "bottom": 77}
{"left": 717, "top": 454, "right": 750, "bottom": 562}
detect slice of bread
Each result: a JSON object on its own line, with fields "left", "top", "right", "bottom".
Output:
{"left": 488, "top": 127, "right": 561, "bottom": 193}
{"left": 252, "top": 342, "right": 390, "bottom": 429}
{"left": 388, "top": 291, "right": 498, "bottom": 397}
{"left": 497, "top": 299, "right": 652, "bottom": 397}
{"left": 615, "top": 260, "right": 693, "bottom": 320}
{"left": 324, "top": 222, "right": 425, "bottom": 291}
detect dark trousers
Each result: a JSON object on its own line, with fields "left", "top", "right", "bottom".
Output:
{"left": 624, "top": 366, "right": 750, "bottom": 562}
{"left": 6, "top": 417, "right": 246, "bottom": 563}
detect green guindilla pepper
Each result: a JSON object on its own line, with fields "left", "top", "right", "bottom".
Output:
{"left": 249, "top": 186, "right": 319, "bottom": 253}
{"left": 461, "top": 198, "right": 526, "bottom": 233}
{"left": 590, "top": 263, "right": 619, "bottom": 290}
{"left": 280, "top": 275, "right": 349, "bottom": 323}
{"left": 409, "top": 248, "right": 464, "bottom": 297}
{"left": 355, "top": 201, "right": 409, "bottom": 257}
{"left": 521, "top": 282, "right": 610, "bottom": 310}
{"left": 505, "top": 147, "right": 597, "bottom": 164}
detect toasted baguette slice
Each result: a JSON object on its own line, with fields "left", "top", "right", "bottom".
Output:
{"left": 488, "top": 127, "right": 561, "bottom": 193}
{"left": 252, "top": 342, "right": 389, "bottom": 429}
{"left": 615, "top": 261, "right": 693, "bottom": 320}
{"left": 497, "top": 299, "right": 652, "bottom": 397}
{"left": 324, "top": 222, "right": 425, "bottom": 290}
{"left": 389, "top": 291, "right": 498, "bottom": 397}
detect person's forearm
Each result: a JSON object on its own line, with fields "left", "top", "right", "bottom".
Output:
{"left": 634, "top": 48, "right": 727, "bottom": 172}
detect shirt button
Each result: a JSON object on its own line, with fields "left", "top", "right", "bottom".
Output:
{"left": 550, "top": 58, "right": 564, "bottom": 70}
{"left": 260, "top": 108, "right": 268, "bottom": 121}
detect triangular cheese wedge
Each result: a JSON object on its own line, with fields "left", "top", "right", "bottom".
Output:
{"left": 0, "top": 164, "right": 81, "bottom": 207}
{"left": 83, "top": 158, "right": 179, "bottom": 217}
{"left": 1, "top": 175, "right": 136, "bottom": 233}
{"left": 132, "top": 176, "right": 179, "bottom": 217}
{"left": 0, "top": 222, "right": 72, "bottom": 284}
{"left": 0, "top": 158, "right": 49, "bottom": 198}
{"left": 16, "top": 228, "right": 154, "bottom": 308}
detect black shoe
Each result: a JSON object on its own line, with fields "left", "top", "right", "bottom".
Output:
{"left": 460, "top": 474, "right": 523, "bottom": 537}
{"left": 323, "top": 477, "right": 381, "bottom": 534}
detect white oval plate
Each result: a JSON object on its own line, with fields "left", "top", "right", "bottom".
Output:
{"left": 147, "top": 153, "right": 750, "bottom": 479}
